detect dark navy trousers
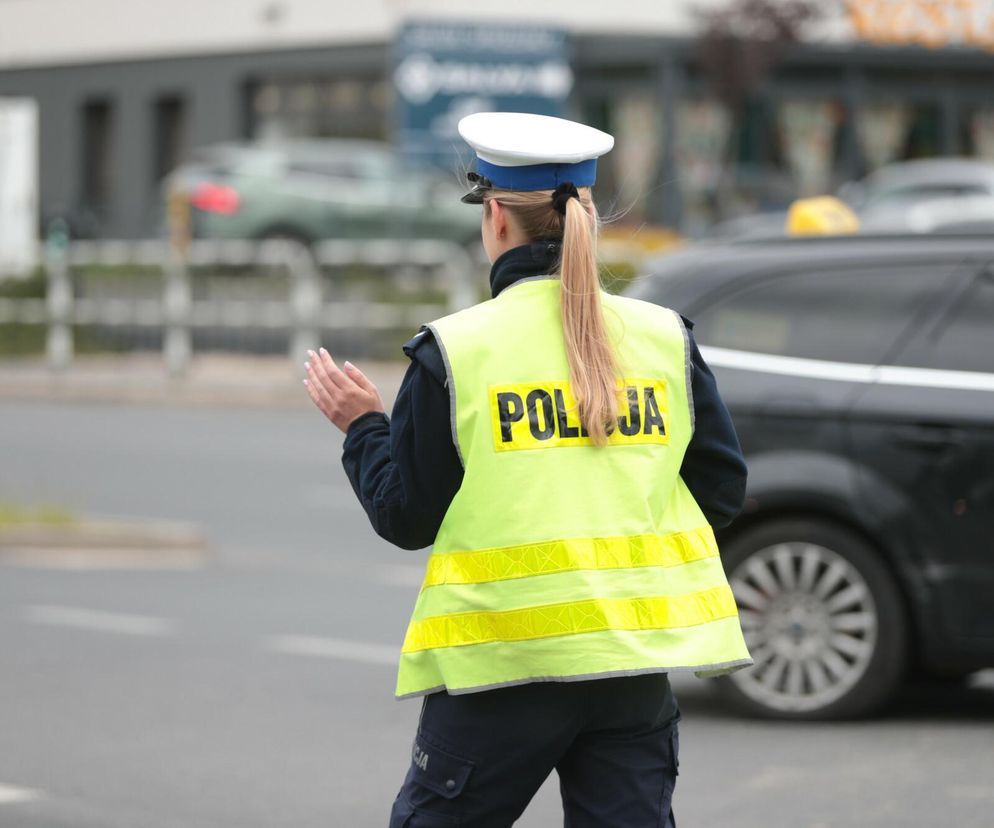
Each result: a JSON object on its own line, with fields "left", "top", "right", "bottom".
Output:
{"left": 389, "top": 673, "right": 680, "bottom": 827}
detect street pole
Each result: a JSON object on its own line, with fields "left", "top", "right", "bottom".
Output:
{"left": 44, "top": 218, "right": 72, "bottom": 371}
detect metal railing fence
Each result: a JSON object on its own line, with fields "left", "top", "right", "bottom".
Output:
{"left": 0, "top": 239, "right": 485, "bottom": 373}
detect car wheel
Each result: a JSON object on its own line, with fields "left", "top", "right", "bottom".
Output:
{"left": 718, "top": 519, "right": 908, "bottom": 720}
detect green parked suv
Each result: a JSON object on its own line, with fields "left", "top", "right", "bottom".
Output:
{"left": 164, "top": 140, "right": 482, "bottom": 248}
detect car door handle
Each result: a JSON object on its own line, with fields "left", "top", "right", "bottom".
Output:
{"left": 891, "top": 424, "right": 964, "bottom": 450}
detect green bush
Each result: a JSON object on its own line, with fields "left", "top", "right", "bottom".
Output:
{"left": 0, "top": 268, "right": 45, "bottom": 298}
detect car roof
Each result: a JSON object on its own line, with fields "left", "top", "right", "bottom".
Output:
{"left": 652, "top": 232, "right": 994, "bottom": 270}
{"left": 865, "top": 158, "right": 994, "bottom": 188}
{"left": 635, "top": 233, "right": 994, "bottom": 308}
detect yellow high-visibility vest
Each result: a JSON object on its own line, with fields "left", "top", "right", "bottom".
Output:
{"left": 395, "top": 277, "right": 752, "bottom": 698}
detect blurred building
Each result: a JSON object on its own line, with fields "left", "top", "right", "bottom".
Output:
{"left": 1, "top": 0, "right": 993, "bottom": 238}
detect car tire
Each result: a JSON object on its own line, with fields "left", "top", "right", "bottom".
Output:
{"left": 717, "top": 518, "right": 908, "bottom": 720}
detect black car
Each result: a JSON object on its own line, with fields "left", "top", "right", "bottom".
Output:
{"left": 628, "top": 234, "right": 994, "bottom": 720}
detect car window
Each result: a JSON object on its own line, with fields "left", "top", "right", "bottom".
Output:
{"left": 357, "top": 153, "right": 401, "bottom": 181}
{"left": 691, "top": 265, "right": 947, "bottom": 365}
{"left": 286, "top": 158, "right": 363, "bottom": 179}
{"left": 893, "top": 268, "right": 994, "bottom": 373}
{"left": 231, "top": 149, "right": 283, "bottom": 177}
{"left": 187, "top": 147, "right": 253, "bottom": 177}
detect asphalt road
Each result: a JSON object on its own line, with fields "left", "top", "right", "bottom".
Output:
{"left": 1, "top": 398, "right": 993, "bottom": 827}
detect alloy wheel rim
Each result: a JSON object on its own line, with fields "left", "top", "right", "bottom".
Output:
{"left": 729, "top": 542, "right": 878, "bottom": 713}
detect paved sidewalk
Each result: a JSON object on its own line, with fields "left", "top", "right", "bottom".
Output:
{"left": 0, "top": 354, "right": 410, "bottom": 409}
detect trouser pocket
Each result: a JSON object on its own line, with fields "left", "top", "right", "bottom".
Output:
{"left": 389, "top": 728, "right": 475, "bottom": 826}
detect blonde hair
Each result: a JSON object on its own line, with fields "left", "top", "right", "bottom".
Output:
{"left": 484, "top": 187, "right": 618, "bottom": 445}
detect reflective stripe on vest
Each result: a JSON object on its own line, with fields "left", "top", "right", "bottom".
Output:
{"left": 420, "top": 526, "right": 718, "bottom": 588}
{"left": 395, "top": 278, "right": 752, "bottom": 698}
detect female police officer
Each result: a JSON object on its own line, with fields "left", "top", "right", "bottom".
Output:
{"left": 303, "top": 112, "right": 752, "bottom": 827}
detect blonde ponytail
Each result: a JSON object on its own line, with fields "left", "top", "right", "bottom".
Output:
{"left": 559, "top": 194, "right": 617, "bottom": 445}
{"left": 482, "top": 187, "right": 619, "bottom": 445}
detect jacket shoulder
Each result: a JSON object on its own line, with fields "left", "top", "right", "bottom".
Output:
{"left": 402, "top": 327, "right": 433, "bottom": 357}
{"left": 402, "top": 327, "right": 446, "bottom": 385}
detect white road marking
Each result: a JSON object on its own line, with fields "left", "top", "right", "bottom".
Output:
{"left": 264, "top": 634, "right": 398, "bottom": 666}
{"left": 1, "top": 550, "right": 204, "bottom": 571}
{"left": 946, "top": 784, "right": 994, "bottom": 801}
{"left": 0, "top": 783, "right": 42, "bottom": 805}
{"left": 22, "top": 605, "right": 175, "bottom": 637}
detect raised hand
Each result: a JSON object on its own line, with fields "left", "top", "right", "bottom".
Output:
{"left": 303, "top": 347, "right": 385, "bottom": 433}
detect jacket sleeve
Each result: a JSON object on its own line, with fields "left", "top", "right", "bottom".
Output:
{"left": 679, "top": 319, "right": 748, "bottom": 528}
{"left": 341, "top": 330, "right": 464, "bottom": 550}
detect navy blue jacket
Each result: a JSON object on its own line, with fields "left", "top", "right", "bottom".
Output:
{"left": 343, "top": 242, "right": 748, "bottom": 551}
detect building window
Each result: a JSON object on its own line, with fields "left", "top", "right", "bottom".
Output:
{"left": 153, "top": 94, "right": 188, "bottom": 183}
{"left": 900, "top": 104, "right": 941, "bottom": 160}
{"left": 81, "top": 98, "right": 114, "bottom": 219}
{"left": 963, "top": 106, "right": 994, "bottom": 161}
{"left": 673, "top": 98, "right": 733, "bottom": 233}
{"left": 247, "top": 77, "right": 389, "bottom": 142}
{"left": 857, "top": 102, "right": 944, "bottom": 172}
{"left": 679, "top": 97, "right": 797, "bottom": 231}
{"left": 776, "top": 99, "right": 846, "bottom": 198}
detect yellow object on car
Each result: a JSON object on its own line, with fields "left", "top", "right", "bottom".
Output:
{"left": 785, "top": 196, "right": 860, "bottom": 235}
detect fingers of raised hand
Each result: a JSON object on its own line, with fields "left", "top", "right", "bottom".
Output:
{"left": 309, "top": 347, "right": 348, "bottom": 391}
{"left": 303, "top": 348, "right": 385, "bottom": 432}
{"left": 303, "top": 361, "right": 336, "bottom": 414}
{"left": 303, "top": 355, "right": 331, "bottom": 399}
{"left": 303, "top": 370, "right": 331, "bottom": 414}
{"left": 343, "top": 361, "right": 377, "bottom": 395}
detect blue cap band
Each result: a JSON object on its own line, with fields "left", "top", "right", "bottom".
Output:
{"left": 475, "top": 157, "right": 597, "bottom": 191}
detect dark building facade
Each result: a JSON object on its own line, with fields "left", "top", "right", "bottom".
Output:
{"left": 2, "top": 33, "right": 992, "bottom": 239}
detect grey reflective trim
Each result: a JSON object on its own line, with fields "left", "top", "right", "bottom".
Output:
{"left": 397, "top": 683, "right": 447, "bottom": 700}
{"left": 671, "top": 310, "right": 695, "bottom": 435}
{"left": 425, "top": 322, "right": 464, "bottom": 469}
{"left": 394, "top": 658, "right": 754, "bottom": 700}
{"left": 494, "top": 273, "right": 559, "bottom": 298}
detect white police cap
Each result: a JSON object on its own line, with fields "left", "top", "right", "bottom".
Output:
{"left": 458, "top": 112, "right": 614, "bottom": 204}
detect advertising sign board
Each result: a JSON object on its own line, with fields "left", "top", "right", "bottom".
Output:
{"left": 847, "top": 0, "right": 994, "bottom": 50}
{"left": 393, "top": 21, "right": 573, "bottom": 170}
